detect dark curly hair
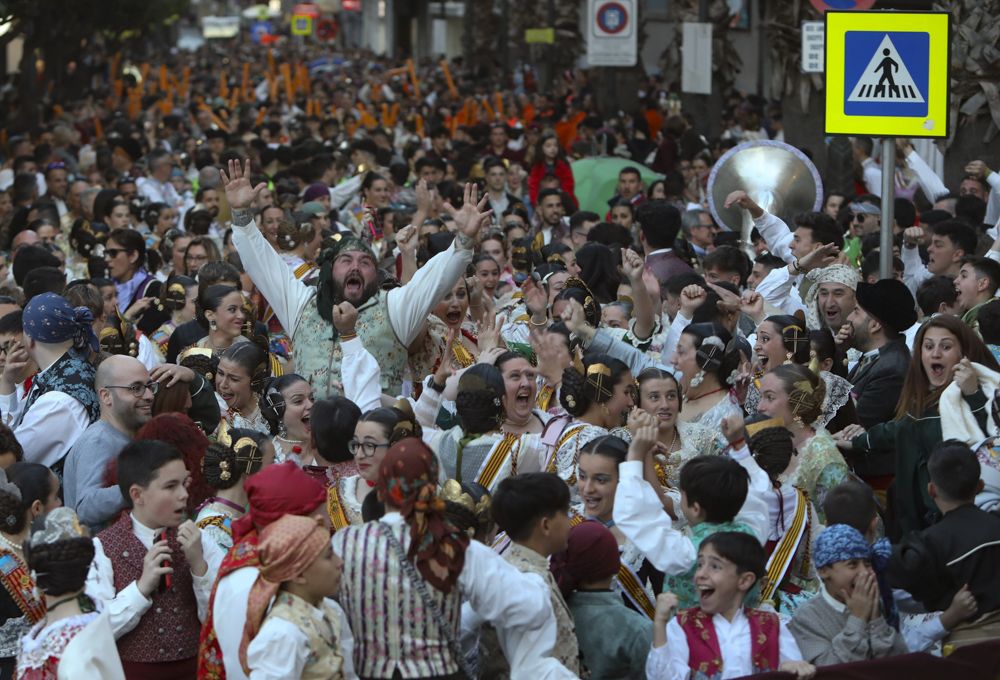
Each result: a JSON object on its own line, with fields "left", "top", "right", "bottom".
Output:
{"left": 24, "top": 532, "right": 95, "bottom": 597}
{"left": 456, "top": 364, "right": 505, "bottom": 434}
{"left": 559, "top": 354, "right": 630, "bottom": 417}
{"left": 203, "top": 429, "right": 270, "bottom": 490}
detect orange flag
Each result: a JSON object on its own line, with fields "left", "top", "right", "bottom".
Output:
{"left": 440, "top": 60, "right": 458, "bottom": 99}
{"left": 255, "top": 106, "right": 267, "bottom": 127}
{"left": 180, "top": 67, "right": 191, "bottom": 99}
{"left": 406, "top": 59, "right": 421, "bottom": 99}
{"left": 159, "top": 65, "right": 168, "bottom": 93}
{"left": 241, "top": 63, "right": 250, "bottom": 99}
{"left": 93, "top": 116, "right": 104, "bottom": 139}
{"left": 267, "top": 49, "right": 276, "bottom": 79}
{"left": 415, "top": 113, "right": 424, "bottom": 138}
{"left": 280, "top": 63, "right": 293, "bottom": 102}
{"left": 219, "top": 71, "right": 229, "bottom": 100}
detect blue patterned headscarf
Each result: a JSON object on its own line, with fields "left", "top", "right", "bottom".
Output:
{"left": 23, "top": 293, "right": 99, "bottom": 353}
{"left": 814, "top": 524, "right": 870, "bottom": 568}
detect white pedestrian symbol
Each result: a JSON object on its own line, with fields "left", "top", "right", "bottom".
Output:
{"left": 847, "top": 34, "right": 924, "bottom": 103}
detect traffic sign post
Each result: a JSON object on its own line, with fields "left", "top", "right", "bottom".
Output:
{"left": 824, "top": 10, "right": 951, "bottom": 280}
{"left": 586, "top": 0, "right": 637, "bottom": 67}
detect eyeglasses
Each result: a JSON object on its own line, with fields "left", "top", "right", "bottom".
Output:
{"left": 105, "top": 381, "right": 159, "bottom": 397}
{"left": 348, "top": 439, "right": 390, "bottom": 458}
{"left": 104, "top": 247, "right": 130, "bottom": 258}
{"left": 185, "top": 254, "right": 209, "bottom": 262}
{"left": 503, "top": 222, "right": 523, "bottom": 229}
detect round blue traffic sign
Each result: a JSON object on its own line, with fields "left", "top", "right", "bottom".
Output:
{"left": 596, "top": 2, "right": 629, "bottom": 35}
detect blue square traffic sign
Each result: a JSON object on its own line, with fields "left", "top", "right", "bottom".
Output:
{"left": 843, "top": 31, "right": 929, "bottom": 118}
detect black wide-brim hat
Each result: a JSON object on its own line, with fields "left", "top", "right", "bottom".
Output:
{"left": 856, "top": 279, "right": 918, "bottom": 334}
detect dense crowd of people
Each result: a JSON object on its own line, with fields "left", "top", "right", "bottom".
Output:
{"left": 0, "top": 30, "right": 997, "bottom": 680}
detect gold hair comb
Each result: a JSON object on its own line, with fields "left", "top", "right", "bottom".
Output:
{"left": 745, "top": 417, "right": 785, "bottom": 439}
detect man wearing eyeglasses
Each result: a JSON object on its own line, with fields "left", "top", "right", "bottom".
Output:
{"left": 63, "top": 355, "right": 157, "bottom": 532}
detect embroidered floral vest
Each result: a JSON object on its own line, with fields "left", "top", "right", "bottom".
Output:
{"left": 97, "top": 514, "right": 200, "bottom": 663}
{"left": 677, "top": 607, "right": 780, "bottom": 678}
{"left": 265, "top": 592, "right": 344, "bottom": 679}
{"left": 292, "top": 290, "right": 408, "bottom": 398}
{"left": 22, "top": 349, "right": 99, "bottom": 425}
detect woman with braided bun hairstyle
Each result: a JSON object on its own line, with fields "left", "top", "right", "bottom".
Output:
{"left": 421, "top": 364, "right": 548, "bottom": 495}
{"left": 0, "top": 464, "right": 57, "bottom": 678}
{"left": 612, "top": 368, "right": 725, "bottom": 491}
{"left": 16, "top": 508, "right": 125, "bottom": 680}
{"left": 672, "top": 321, "right": 743, "bottom": 425}
{"left": 273, "top": 213, "right": 321, "bottom": 284}
{"left": 722, "top": 414, "right": 822, "bottom": 611}
{"left": 325, "top": 404, "right": 421, "bottom": 529}
{"left": 549, "top": 354, "right": 635, "bottom": 495}
{"left": 196, "top": 427, "right": 274, "bottom": 551}
{"left": 149, "top": 275, "right": 197, "bottom": 359}
{"left": 214, "top": 339, "right": 272, "bottom": 435}
{"left": 746, "top": 315, "right": 857, "bottom": 433}
{"left": 260, "top": 374, "right": 316, "bottom": 465}
{"left": 756, "top": 363, "right": 852, "bottom": 523}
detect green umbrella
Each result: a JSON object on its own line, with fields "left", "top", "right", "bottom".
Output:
{"left": 570, "top": 157, "right": 665, "bottom": 215}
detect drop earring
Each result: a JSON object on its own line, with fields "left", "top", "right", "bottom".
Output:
{"left": 784, "top": 351, "right": 794, "bottom": 364}
{"left": 209, "top": 320, "right": 217, "bottom": 330}
{"left": 690, "top": 370, "right": 705, "bottom": 388}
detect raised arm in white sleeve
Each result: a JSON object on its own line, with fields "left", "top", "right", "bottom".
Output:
{"left": 754, "top": 266, "right": 806, "bottom": 317}
{"left": 329, "top": 174, "right": 364, "bottom": 210}
{"left": 386, "top": 241, "right": 473, "bottom": 347}
{"left": 613, "top": 461, "right": 697, "bottom": 575}
{"left": 900, "top": 243, "right": 931, "bottom": 294}
{"left": 341, "top": 337, "right": 382, "bottom": 413}
{"left": 904, "top": 148, "right": 949, "bottom": 202}
{"left": 231, "top": 216, "right": 313, "bottom": 336}
{"left": 459, "top": 540, "right": 576, "bottom": 679}
{"left": 753, "top": 211, "right": 796, "bottom": 264}
{"left": 729, "top": 444, "right": 773, "bottom": 544}
{"left": 986, "top": 172, "right": 1000, "bottom": 228}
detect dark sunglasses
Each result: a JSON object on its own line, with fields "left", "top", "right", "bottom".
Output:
{"left": 103, "top": 247, "right": 131, "bottom": 258}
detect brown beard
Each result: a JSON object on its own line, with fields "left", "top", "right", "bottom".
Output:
{"left": 331, "top": 276, "right": 379, "bottom": 307}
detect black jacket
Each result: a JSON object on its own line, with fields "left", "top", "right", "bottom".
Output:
{"left": 848, "top": 336, "right": 911, "bottom": 477}
{"left": 888, "top": 504, "right": 1000, "bottom": 614}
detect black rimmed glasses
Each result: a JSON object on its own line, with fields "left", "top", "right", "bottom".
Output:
{"left": 105, "top": 381, "right": 159, "bottom": 397}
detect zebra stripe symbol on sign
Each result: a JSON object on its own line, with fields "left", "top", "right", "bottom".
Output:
{"left": 848, "top": 35, "right": 924, "bottom": 103}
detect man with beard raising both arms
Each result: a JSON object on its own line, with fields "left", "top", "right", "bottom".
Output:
{"left": 224, "top": 159, "right": 491, "bottom": 398}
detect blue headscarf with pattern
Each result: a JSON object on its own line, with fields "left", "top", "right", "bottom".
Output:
{"left": 23, "top": 293, "right": 99, "bottom": 353}
{"left": 814, "top": 524, "right": 870, "bottom": 568}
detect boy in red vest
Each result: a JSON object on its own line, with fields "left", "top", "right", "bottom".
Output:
{"left": 87, "top": 440, "right": 225, "bottom": 679}
{"left": 647, "top": 532, "right": 815, "bottom": 679}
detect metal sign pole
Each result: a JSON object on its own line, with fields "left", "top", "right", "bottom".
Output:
{"left": 879, "top": 138, "right": 896, "bottom": 280}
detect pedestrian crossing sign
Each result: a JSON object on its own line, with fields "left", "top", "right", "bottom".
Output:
{"left": 824, "top": 11, "right": 950, "bottom": 138}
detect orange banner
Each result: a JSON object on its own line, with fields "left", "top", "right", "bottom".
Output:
{"left": 440, "top": 60, "right": 458, "bottom": 99}
{"left": 406, "top": 58, "right": 421, "bottom": 99}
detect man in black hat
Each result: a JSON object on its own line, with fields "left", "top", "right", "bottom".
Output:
{"left": 840, "top": 278, "right": 917, "bottom": 482}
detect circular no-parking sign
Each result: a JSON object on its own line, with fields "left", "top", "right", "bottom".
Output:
{"left": 596, "top": 2, "right": 629, "bottom": 35}
{"left": 809, "top": 0, "right": 877, "bottom": 12}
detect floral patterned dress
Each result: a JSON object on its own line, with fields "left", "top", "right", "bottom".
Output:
{"left": 780, "top": 428, "right": 853, "bottom": 524}
{"left": 16, "top": 613, "right": 97, "bottom": 680}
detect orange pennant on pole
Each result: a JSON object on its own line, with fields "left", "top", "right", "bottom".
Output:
{"left": 406, "top": 59, "right": 421, "bottom": 100}
{"left": 439, "top": 60, "right": 458, "bottom": 99}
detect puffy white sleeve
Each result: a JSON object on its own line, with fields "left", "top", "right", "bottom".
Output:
{"left": 731, "top": 444, "right": 773, "bottom": 544}
{"left": 85, "top": 537, "right": 152, "bottom": 639}
{"left": 9, "top": 391, "right": 91, "bottom": 468}
{"left": 900, "top": 244, "right": 931, "bottom": 294}
{"left": 645, "top": 618, "right": 690, "bottom": 680}
{"left": 753, "top": 211, "right": 795, "bottom": 264}
{"left": 613, "top": 461, "right": 697, "bottom": 575}
{"left": 341, "top": 337, "right": 382, "bottom": 413}
{"left": 246, "top": 617, "right": 311, "bottom": 680}
{"left": 986, "top": 172, "right": 1000, "bottom": 228}
{"left": 904, "top": 149, "right": 949, "bottom": 202}
{"left": 385, "top": 241, "right": 473, "bottom": 347}
{"left": 193, "top": 529, "right": 227, "bottom": 622}
{"left": 231, "top": 216, "right": 313, "bottom": 336}
{"left": 459, "top": 541, "right": 574, "bottom": 678}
